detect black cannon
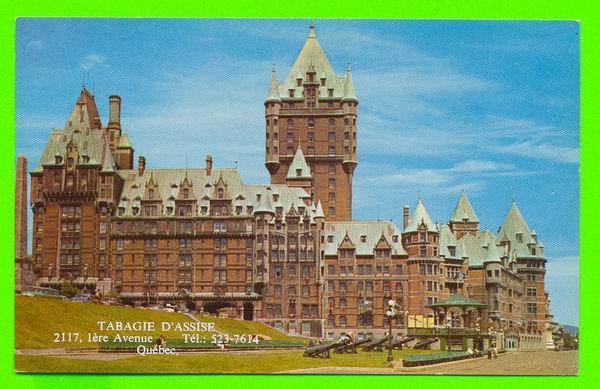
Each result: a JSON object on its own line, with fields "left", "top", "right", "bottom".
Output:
{"left": 412, "top": 338, "right": 438, "bottom": 350}
{"left": 386, "top": 336, "right": 415, "bottom": 350}
{"left": 304, "top": 339, "right": 346, "bottom": 358}
{"left": 334, "top": 338, "right": 372, "bottom": 354}
{"left": 362, "top": 336, "right": 389, "bottom": 352}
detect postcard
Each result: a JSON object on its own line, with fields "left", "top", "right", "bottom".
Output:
{"left": 14, "top": 18, "right": 579, "bottom": 375}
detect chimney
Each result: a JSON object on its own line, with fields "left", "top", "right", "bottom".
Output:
{"left": 205, "top": 154, "right": 213, "bottom": 176}
{"left": 138, "top": 156, "right": 146, "bottom": 176}
{"left": 403, "top": 205, "right": 409, "bottom": 231}
{"left": 108, "top": 95, "right": 121, "bottom": 128}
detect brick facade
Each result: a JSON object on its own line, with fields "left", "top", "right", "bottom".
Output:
{"left": 22, "top": 23, "right": 550, "bottom": 340}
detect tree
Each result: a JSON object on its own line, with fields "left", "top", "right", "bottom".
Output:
{"left": 59, "top": 282, "right": 81, "bottom": 298}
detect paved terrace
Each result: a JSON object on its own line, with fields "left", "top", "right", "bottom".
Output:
{"left": 281, "top": 350, "right": 578, "bottom": 375}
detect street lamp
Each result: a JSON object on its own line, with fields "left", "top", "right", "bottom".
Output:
{"left": 386, "top": 298, "right": 398, "bottom": 363}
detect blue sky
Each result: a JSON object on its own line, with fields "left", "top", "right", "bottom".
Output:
{"left": 15, "top": 18, "right": 579, "bottom": 326}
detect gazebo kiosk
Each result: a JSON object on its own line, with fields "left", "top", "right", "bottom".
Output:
{"left": 408, "top": 294, "right": 495, "bottom": 351}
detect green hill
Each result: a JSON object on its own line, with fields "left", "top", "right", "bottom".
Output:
{"left": 15, "top": 295, "right": 299, "bottom": 349}
{"left": 195, "top": 314, "right": 304, "bottom": 341}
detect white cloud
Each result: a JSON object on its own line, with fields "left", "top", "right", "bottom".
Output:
{"left": 492, "top": 142, "right": 580, "bottom": 164}
{"left": 80, "top": 53, "right": 106, "bottom": 71}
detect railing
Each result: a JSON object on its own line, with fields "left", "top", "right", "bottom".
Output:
{"left": 407, "top": 327, "right": 493, "bottom": 337}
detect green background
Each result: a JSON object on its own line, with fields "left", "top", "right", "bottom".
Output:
{"left": 1, "top": 0, "right": 595, "bottom": 387}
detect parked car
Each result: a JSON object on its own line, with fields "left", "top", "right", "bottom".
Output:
{"left": 72, "top": 294, "right": 91, "bottom": 303}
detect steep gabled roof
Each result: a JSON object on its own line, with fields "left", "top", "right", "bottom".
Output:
{"left": 496, "top": 200, "right": 545, "bottom": 259}
{"left": 483, "top": 236, "right": 502, "bottom": 264}
{"left": 287, "top": 146, "right": 312, "bottom": 179}
{"left": 314, "top": 200, "right": 325, "bottom": 219}
{"left": 405, "top": 198, "right": 435, "bottom": 233}
{"left": 450, "top": 191, "right": 479, "bottom": 223}
{"left": 32, "top": 88, "right": 115, "bottom": 173}
{"left": 276, "top": 23, "right": 347, "bottom": 100}
{"left": 498, "top": 200, "right": 531, "bottom": 238}
{"left": 324, "top": 220, "right": 405, "bottom": 256}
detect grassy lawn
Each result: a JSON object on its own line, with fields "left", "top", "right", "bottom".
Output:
{"left": 15, "top": 296, "right": 298, "bottom": 350}
{"left": 15, "top": 349, "right": 432, "bottom": 374}
{"left": 195, "top": 314, "right": 305, "bottom": 341}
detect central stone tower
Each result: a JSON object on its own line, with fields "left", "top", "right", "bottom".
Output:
{"left": 264, "top": 23, "right": 358, "bottom": 221}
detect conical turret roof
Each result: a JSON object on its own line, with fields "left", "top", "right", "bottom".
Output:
{"left": 405, "top": 198, "right": 435, "bottom": 232}
{"left": 265, "top": 64, "right": 281, "bottom": 103}
{"left": 342, "top": 63, "right": 358, "bottom": 102}
{"left": 450, "top": 191, "right": 479, "bottom": 223}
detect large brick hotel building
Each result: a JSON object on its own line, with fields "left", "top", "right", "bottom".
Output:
{"left": 16, "top": 23, "right": 551, "bottom": 348}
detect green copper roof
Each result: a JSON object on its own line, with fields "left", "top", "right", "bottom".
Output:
{"left": 32, "top": 88, "right": 116, "bottom": 174}
{"left": 450, "top": 191, "right": 479, "bottom": 223}
{"left": 265, "top": 65, "right": 281, "bottom": 103}
{"left": 483, "top": 236, "right": 502, "bottom": 264}
{"left": 277, "top": 23, "right": 348, "bottom": 100}
{"left": 405, "top": 198, "right": 435, "bottom": 233}
{"left": 428, "top": 293, "right": 487, "bottom": 308}
{"left": 286, "top": 146, "right": 312, "bottom": 179}
{"left": 342, "top": 63, "right": 358, "bottom": 102}
{"left": 314, "top": 199, "right": 325, "bottom": 219}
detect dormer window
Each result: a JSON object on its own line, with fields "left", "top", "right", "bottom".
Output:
{"left": 298, "top": 206, "right": 305, "bottom": 214}
{"left": 201, "top": 206, "right": 208, "bottom": 215}
{"left": 360, "top": 235, "right": 367, "bottom": 243}
{"left": 217, "top": 188, "right": 224, "bottom": 199}
{"left": 272, "top": 194, "right": 279, "bottom": 202}
{"left": 516, "top": 233, "right": 523, "bottom": 243}
{"left": 449, "top": 246, "right": 456, "bottom": 257}
{"left": 182, "top": 188, "right": 189, "bottom": 199}
{"left": 235, "top": 206, "right": 242, "bottom": 215}
{"left": 55, "top": 156, "right": 63, "bottom": 164}
{"left": 328, "top": 88, "right": 334, "bottom": 97}
{"left": 321, "top": 77, "right": 326, "bottom": 86}
{"left": 296, "top": 78, "right": 302, "bottom": 87}
{"left": 392, "top": 235, "right": 399, "bottom": 243}
{"left": 296, "top": 168, "right": 302, "bottom": 177}
{"left": 327, "top": 235, "right": 333, "bottom": 243}
{"left": 289, "top": 89, "right": 295, "bottom": 97}
{"left": 148, "top": 189, "right": 154, "bottom": 199}
{"left": 256, "top": 193, "right": 261, "bottom": 201}
{"left": 82, "top": 155, "right": 89, "bottom": 163}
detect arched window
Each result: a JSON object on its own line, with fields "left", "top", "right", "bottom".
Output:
{"left": 217, "top": 188, "right": 224, "bottom": 199}
{"left": 182, "top": 188, "right": 189, "bottom": 199}
{"left": 148, "top": 189, "right": 154, "bottom": 199}
{"left": 287, "top": 118, "right": 293, "bottom": 128}
{"left": 328, "top": 118, "right": 335, "bottom": 127}
{"left": 395, "top": 282, "right": 403, "bottom": 293}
